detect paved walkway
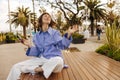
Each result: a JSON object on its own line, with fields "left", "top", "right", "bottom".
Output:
{"left": 0, "top": 35, "right": 105, "bottom": 80}
{"left": 70, "top": 41, "right": 103, "bottom": 52}
{"left": 70, "top": 34, "right": 105, "bottom": 52}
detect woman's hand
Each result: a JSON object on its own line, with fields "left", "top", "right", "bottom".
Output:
{"left": 67, "top": 24, "right": 78, "bottom": 38}
{"left": 22, "top": 39, "right": 32, "bottom": 48}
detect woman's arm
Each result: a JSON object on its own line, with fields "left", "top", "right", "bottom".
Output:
{"left": 54, "top": 25, "right": 78, "bottom": 50}
{"left": 22, "top": 36, "right": 39, "bottom": 57}
{"left": 26, "top": 46, "right": 39, "bottom": 57}
{"left": 54, "top": 31, "right": 72, "bottom": 50}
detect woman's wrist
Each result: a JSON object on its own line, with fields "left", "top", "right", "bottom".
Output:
{"left": 28, "top": 45, "right": 32, "bottom": 48}
{"left": 67, "top": 32, "right": 72, "bottom": 39}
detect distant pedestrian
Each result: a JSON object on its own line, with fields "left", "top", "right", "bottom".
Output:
{"left": 96, "top": 25, "right": 102, "bottom": 40}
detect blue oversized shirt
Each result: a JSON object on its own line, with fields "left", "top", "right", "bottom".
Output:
{"left": 26, "top": 27, "right": 72, "bottom": 59}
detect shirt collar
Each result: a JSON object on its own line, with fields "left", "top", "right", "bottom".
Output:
{"left": 39, "top": 27, "right": 52, "bottom": 35}
{"left": 47, "top": 27, "right": 52, "bottom": 35}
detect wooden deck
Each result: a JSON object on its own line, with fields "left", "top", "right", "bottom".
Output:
{"left": 20, "top": 51, "right": 120, "bottom": 80}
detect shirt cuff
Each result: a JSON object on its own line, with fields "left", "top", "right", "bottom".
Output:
{"left": 26, "top": 46, "right": 39, "bottom": 57}
{"left": 26, "top": 48, "right": 31, "bottom": 56}
{"left": 64, "top": 33, "right": 72, "bottom": 41}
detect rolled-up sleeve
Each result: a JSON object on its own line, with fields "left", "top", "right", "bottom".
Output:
{"left": 62, "top": 33, "right": 72, "bottom": 47}
{"left": 54, "top": 31, "right": 72, "bottom": 50}
{"left": 26, "top": 46, "right": 39, "bottom": 56}
{"left": 26, "top": 34, "right": 39, "bottom": 57}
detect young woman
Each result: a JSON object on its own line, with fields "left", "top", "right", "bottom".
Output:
{"left": 7, "top": 12, "right": 78, "bottom": 80}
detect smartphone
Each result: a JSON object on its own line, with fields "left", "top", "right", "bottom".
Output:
{"left": 17, "top": 35, "right": 24, "bottom": 43}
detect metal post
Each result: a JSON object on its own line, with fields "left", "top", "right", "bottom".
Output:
{"left": 8, "top": 0, "right": 12, "bottom": 32}
{"left": 32, "top": 0, "right": 36, "bottom": 32}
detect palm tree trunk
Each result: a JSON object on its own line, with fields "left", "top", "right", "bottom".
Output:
{"left": 90, "top": 17, "right": 94, "bottom": 36}
{"left": 96, "top": 19, "right": 97, "bottom": 35}
{"left": 23, "top": 26, "right": 26, "bottom": 39}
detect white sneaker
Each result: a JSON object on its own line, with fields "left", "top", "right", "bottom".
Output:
{"left": 64, "top": 64, "right": 69, "bottom": 68}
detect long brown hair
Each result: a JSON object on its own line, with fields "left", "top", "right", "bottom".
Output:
{"left": 37, "top": 12, "right": 56, "bottom": 31}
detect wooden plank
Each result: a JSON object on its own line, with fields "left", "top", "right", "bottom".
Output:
{"left": 48, "top": 73, "right": 58, "bottom": 80}
{"left": 90, "top": 52, "right": 120, "bottom": 72}
{"left": 20, "top": 73, "right": 26, "bottom": 80}
{"left": 71, "top": 52, "right": 105, "bottom": 80}
{"left": 77, "top": 52, "right": 120, "bottom": 80}
{"left": 24, "top": 73, "right": 31, "bottom": 80}
{"left": 68, "top": 52, "right": 97, "bottom": 80}
{"left": 62, "top": 69, "right": 69, "bottom": 80}
{"left": 79, "top": 52, "right": 116, "bottom": 80}
{"left": 36, "top": 73, "right": 45, "bottom": 80}
{"left": 63, "top": 53, "right": 75, "bottom": 80}
{"left": 21, "top": 73, "right": 30, "bottom": 80}
{"left": 65, "top": 52, "right": 90, "bottom": 80}
{"left": 89, "top": 52, "right": 120, "bottom": 76}
{"left": 84, "top": 52, "right": 120, "bottom": 77}
{"left": 74, "top": 52, "right": 109, "bottom": 80}
{"left": 94, "top": 52, "right": 120, "bottom": 67}
{"left": 57, "top": 71, "right": 63, "bottom": 80}
{"left": 64, "top": 53, "right": 82, "bottom": 80}
{"left": 26, "top": 74, "right": 35, "bottom": 80}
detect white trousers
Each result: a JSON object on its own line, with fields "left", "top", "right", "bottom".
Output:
{"left": 7, "top": 56, "right": 64, "bottom": 80}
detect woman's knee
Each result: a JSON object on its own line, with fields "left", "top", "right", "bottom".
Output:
{"left": 53, "top": 57, "right": 64, "bottom": 73}
{"left": 54, "top": 57, "right": 63, "bottom": 66}
{"left": 53, "top": 63, "right": 63, "bottom": 73}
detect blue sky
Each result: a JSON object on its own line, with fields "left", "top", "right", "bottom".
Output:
{"left": 0, "top": 0, "right": 108, "bottom": 32}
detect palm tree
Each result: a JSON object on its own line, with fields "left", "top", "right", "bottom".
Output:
{"left": 84, "top": 0, "right": 106, "bottom": 36}
{"left": 9, "top": 6, "right": 34, "bottom": 38}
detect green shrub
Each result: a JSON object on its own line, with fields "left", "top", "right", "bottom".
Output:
{"left": 72, "top": 33, "right": 84, "bottom": 40}
{"left": 0, "top": 33, "right": 6, "bottom": 43}
{"left": 95, "top": 44, "right": 114, "bottom": 58}
{"left": 5, "top": 32, "right": 18, "bottom": 43}
{"left": 96, "top": 44, "right": 120, "bottom": 61}
{"left": 72, "top": 33, "right": 85, "bottom": 44}
{"left": 95, "top": 44, "right": 110, "bottom": 55}
{"left": 113, "top": 50, "right": 120, "bottom": 61}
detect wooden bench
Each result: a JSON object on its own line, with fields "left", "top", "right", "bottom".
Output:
{"left": 20, "top": 51, "right": 120, "bottom": 80}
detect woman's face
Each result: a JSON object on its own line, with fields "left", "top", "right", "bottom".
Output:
{"left": 42, "top": 14, "right": 51, "bottom": 25}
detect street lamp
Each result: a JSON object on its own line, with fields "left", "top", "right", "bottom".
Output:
{"left": 8, "top": 0, "right": 12, "bottom": 32}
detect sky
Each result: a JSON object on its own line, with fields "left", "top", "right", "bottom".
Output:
{"left": 0, "top": 0, "right": 108, "bottom": 32}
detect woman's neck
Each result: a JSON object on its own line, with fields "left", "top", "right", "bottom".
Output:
{"left": 42, "top": 24, "right": 49, "bottom": 32}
